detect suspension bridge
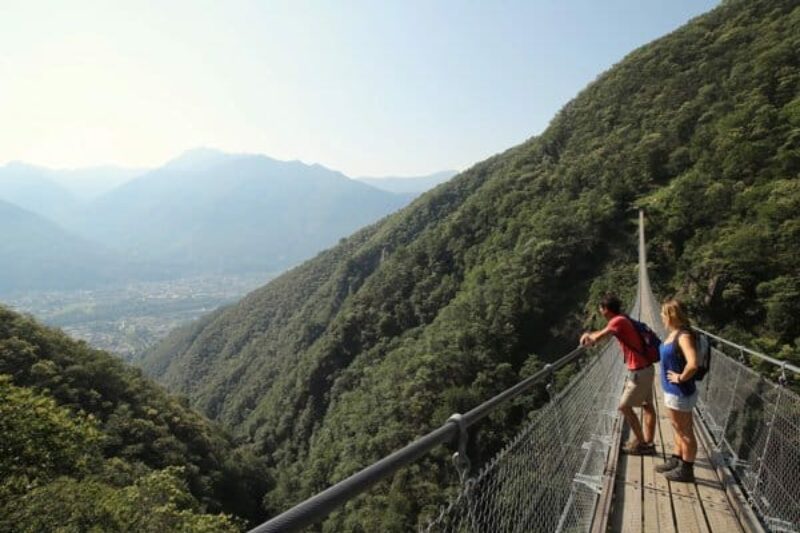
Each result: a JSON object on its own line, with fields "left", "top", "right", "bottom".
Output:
{"left": 251, "top": 211, "right": 800, "bottom": 532}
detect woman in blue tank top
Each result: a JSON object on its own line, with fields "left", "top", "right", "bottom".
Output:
{"left": 656, "top": 299, "right": 699, "bottom": 482}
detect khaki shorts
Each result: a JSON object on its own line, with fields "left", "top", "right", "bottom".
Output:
{"left": 620, "top": 365, "right": 654, "bottom": 408}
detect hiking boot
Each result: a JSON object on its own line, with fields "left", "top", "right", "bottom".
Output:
{"left": 664, "top": 461, "right": 695, "bottom": 482}
{"left": 654, "top": 456, "right": 680, "bottom": 473}
{"left": 622, "top": 441, "right": 656, "bottom": 455}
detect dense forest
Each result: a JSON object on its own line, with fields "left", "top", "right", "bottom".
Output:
{"left": 143, "top": 0, "right": 800, "bottom": 529}
{"left": 0, "top": 306, "right": 270, "bottom": 531}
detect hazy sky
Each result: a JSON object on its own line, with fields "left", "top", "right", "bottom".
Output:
{"left": 0, "top": 0, "right": 719, "bottom": 177}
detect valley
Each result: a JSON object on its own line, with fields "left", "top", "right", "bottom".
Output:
{"left": 3, "top": 272, "right": 273, "bottom": 360}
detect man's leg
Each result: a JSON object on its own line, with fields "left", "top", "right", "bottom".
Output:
{"left": 640, "top": 366, "right": 656, "bottom": 444}
{"left": 642, "top": 402, "right": 656, "bottom": 444}
{"left": 619, "top": 405, "right": 645, "bottom": 444}
{"left": 619, "top": 375, "right": 647, "bottom": 444}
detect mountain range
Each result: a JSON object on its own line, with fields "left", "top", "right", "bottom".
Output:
{"left": 0, "top": 162, "right": 82, "bottom": 225}
{"left": 71, "top": 149, "right": 413, "bottom": 274}
{"left": 0, "top": 199, "right": 129, "bottom": 293}
{"left": 0, "top": 150, "right": 451, "bottom": 292}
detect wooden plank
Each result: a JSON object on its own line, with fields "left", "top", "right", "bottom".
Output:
{"left": 610, "top": 424, "right": 643, "bottom": 533}
{"left": 591, "top": 412, "right": 625, "bottom": 533}
{"left": 639, "top": 304, "right": 672, "bottom": 530}
{"left": 652, "top": 379, "right": 710, "bottom": 533}
{"left": 694, "top": 413, "right": 764, "bottom": 533}
{"left": 692, "top": 424, "right": 745, "bottom": 532}
{"left": 642, "top": 396, "right": 677, "bottom": 533}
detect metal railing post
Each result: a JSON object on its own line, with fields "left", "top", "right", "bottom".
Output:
{"left": 545, "top": 364, "right": 568, "bottom": 454}
{"left": 716, "top": 361, "right": 742, "bottom": 452}
{"left": 750, "top": 377, "right": 784, "bottom": 516}
{"left": 447, "top": 413, "right": 471, "bottom": 485}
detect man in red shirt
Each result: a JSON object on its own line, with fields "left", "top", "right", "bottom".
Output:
{"left": 580, "top": 294, "right": 656, "bottom": 454}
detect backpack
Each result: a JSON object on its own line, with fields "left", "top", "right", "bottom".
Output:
{"left": 678, "top": 329, "right": 712, "bottom": 381}
{"left": 622, "top": 315, "right": 662, "bottom": 365}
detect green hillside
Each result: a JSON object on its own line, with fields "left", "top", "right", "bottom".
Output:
{"left": 143, "top": 0, "right": 800, "bottom": 529}
{"left": 0, "top": 306, "right": 270, "bottom": 531}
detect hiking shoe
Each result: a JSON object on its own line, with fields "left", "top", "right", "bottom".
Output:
{"left": 664, "top": 462, "right": 695, "bottom": 482}
{"left": 622, "top": 441, "right": 656, "bottom": 455}
{"left": 654, "top": 456, "right": 680, "bottom": 473}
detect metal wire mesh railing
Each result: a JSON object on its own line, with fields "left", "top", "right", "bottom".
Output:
{"left": 695, "top": 341, "right": 800, "bottom": 532}
{"left": 421, "top": 338, "right": 627, "bottom": 532}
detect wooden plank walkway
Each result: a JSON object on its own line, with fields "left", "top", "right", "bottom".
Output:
{"left": 607, "top": 374, "right": 746, "bottom": 532}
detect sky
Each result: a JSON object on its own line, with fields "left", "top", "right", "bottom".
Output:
{"left": 0, "top": 0, "right": 720, "bottom": 177}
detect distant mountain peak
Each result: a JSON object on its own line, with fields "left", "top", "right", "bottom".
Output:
{"left": 1, "top": 161, "right": 44, "bottom": 173}
{"left": 165, "top": 147, "right": 237, "bottom": 170}
{"left": 356, "top": 170, "right": 458, "bottom": 194}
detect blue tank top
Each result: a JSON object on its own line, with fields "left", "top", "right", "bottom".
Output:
{"left": 659, "top": 334, "right": 696, "bottom": 397}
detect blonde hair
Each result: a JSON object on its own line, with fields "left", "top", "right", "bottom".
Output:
{"left": 661, "top": 299, "right": 692, "bottom": 330}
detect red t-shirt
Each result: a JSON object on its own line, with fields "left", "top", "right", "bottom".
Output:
{"left": 607, "top": 315, "right": 649, "bottom": 370}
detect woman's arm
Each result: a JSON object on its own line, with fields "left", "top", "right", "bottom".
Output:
{"left": 667, "top": 332, "right": 698, "bottom": 384}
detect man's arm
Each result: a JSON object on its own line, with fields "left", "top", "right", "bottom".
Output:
{"left": 580, "top": 325, "right": 613, "bottom": 347}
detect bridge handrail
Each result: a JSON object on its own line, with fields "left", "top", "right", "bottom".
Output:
{"left": 248, "top": 344, "right": 591, "bottom": 533}
{"left": 693, "top": 325, "right": 800, "bottom": 376}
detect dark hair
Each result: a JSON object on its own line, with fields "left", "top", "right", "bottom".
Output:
{"left": 600, "top": 293, "right": 622, "bottom": 315}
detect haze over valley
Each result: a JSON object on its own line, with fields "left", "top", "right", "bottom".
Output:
{"left": 0, "top": 149, "right": 451, "bottom": 357}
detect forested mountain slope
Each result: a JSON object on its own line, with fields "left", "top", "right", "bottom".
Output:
{"left": 0, "top": 306, "right": 269, "bottom": 531}
{"left": 143, "top": 0, "right": 800, "bottom": 529}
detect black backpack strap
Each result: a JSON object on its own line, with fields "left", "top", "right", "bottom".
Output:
{"left": 674, "top": 329, "right": 692, "bottom": 360}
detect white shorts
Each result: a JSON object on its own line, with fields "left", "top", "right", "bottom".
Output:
{"left": 664, "top": 391, "right": 698, "bottom": 412}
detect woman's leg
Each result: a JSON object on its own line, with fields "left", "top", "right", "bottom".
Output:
{"left": 664, "top": 408, "right": 696, "bottom": 481}
{"left": 666, "top": 408, "right": 683, "bottom": 457}
{"left": 656, "top": 408, "right": 683, "bottom": 472}
{"left": 673, "top": 410, "right": 697, "bottom": 462}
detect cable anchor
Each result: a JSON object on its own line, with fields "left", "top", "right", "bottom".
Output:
{"left": 447, "top": 413, "right": 471, "bottom": 485}
{"left": 545, "top": 363, "right": 555, "bottom": 402}
{"left": 778, "top": 362, "right": 787, "bottom": 387}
